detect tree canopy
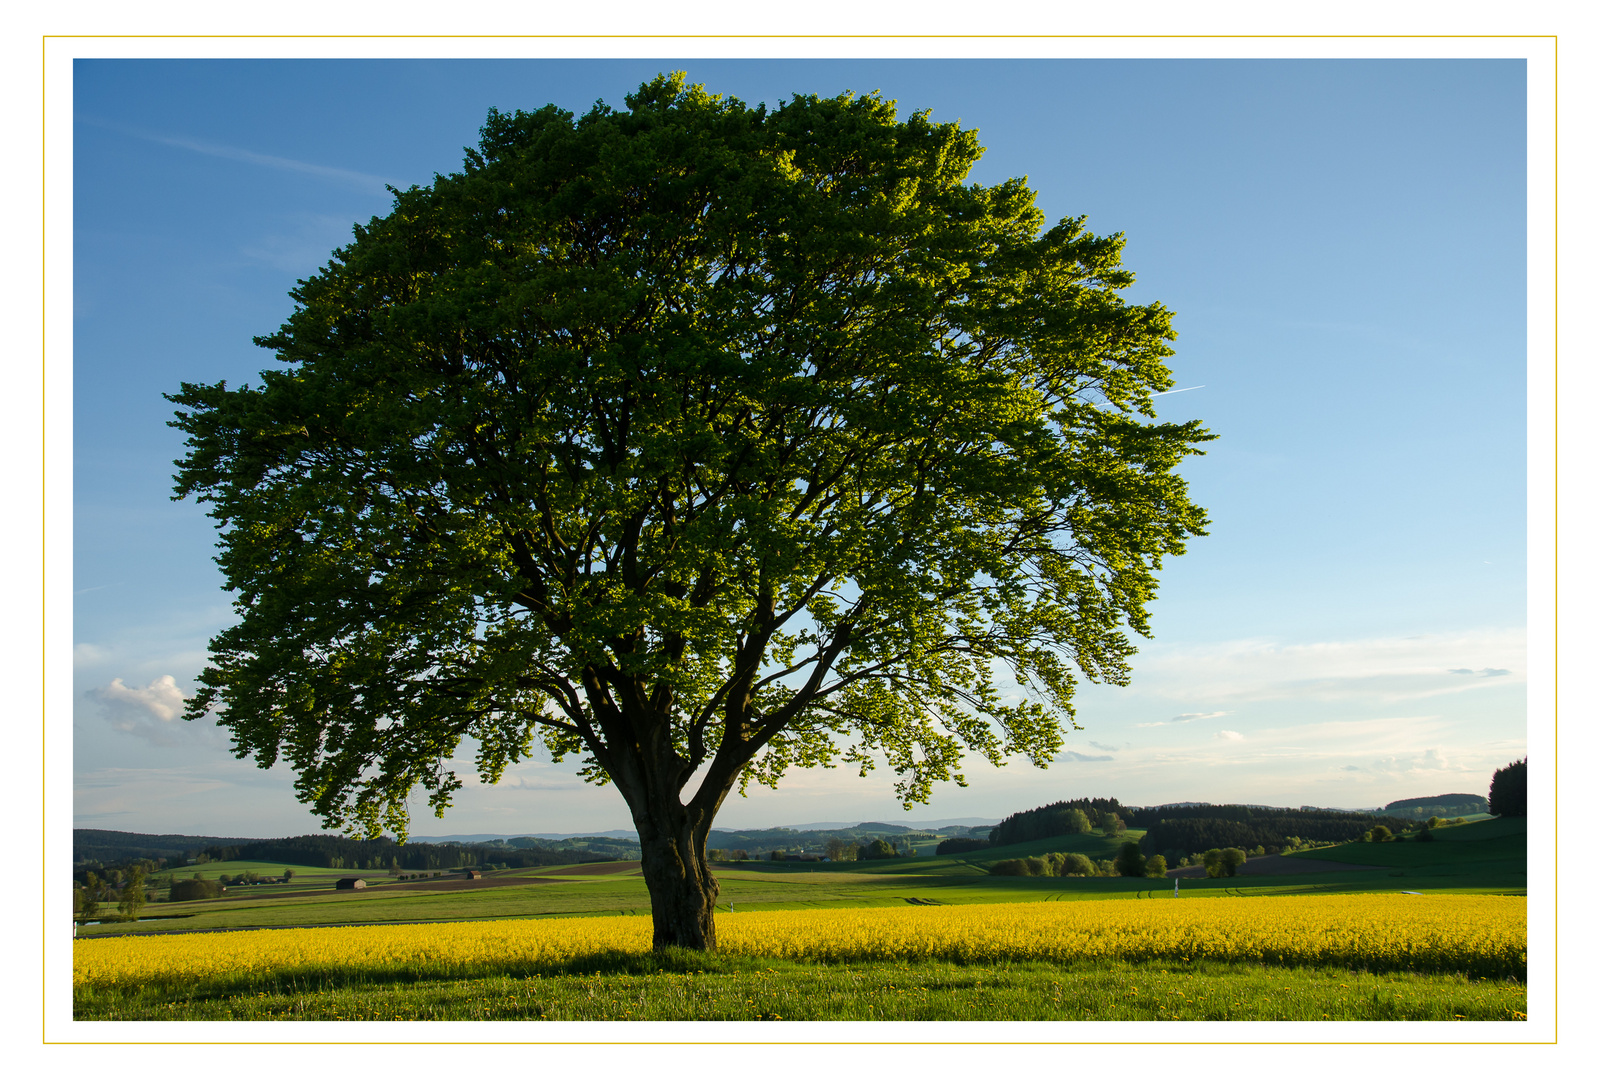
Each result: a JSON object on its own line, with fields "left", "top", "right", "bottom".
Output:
{"left": 1488, "top": 758, "right": 1527, "bottom": 817}
{"left": 168, "top": 74, "right": 1211, "bottom": 948}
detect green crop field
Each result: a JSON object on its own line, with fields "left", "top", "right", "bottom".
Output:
{"left": 1287, "top": 816, "right": 1527, "bottom": 871}
{"left": 78, "top": 819, "right": 1524, "bottom": 937}
{"left": 151, "top": 860, "right": 362, "bottom": 887}
{"left": 73, "top": 818, "right": 1527, "bottom": 1021}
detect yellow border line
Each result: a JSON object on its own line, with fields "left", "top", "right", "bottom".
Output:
{"left": 40, "top": 29, "right": 48, "bottom": 1051}
{"left": 1550, "top": 32, "right": 1558, "bottom": 1050}
{"left": 47, "top": 36, "right": 1554, "bottom": 1048}
{"left": 39, "top": 33, "right": 1560, "bottom": 39}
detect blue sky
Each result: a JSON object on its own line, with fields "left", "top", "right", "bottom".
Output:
{"left": 71, "top": 58, "right": 1531, "bottom": 838}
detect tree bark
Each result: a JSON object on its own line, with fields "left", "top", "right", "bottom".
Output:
{"left": 578, "top": 664, "right": 753, "bottom": 952}
{"left": 630, "top": 798, "right": 720, "bottom": 950}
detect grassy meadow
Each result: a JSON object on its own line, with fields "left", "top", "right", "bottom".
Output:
{"left": 73, "top": 819, "right": 1527, "bottom": 1022}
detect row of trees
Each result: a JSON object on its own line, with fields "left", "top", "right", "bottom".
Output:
{"left": 986, "top": 798, "right": 1414, "bottom": 859}
{"left": 709, "top": 836, "right": 917, "bottom": 862}
{"left": 1137, "top": 809, "right": 1411, "bottom": 856}
{"left": 1199, "top": 848, "right": 1248, "bottom": 878}
{"left": 708, "top": 825, "right": 939, "bottom": 850}
{"left": 73, "top": 866, "right": 150, "bottom": 921}
{"left": 935, "top": 837, "right": 993, "bottom": 856}
{"left": 990, "top": 843, "right": 1167, "bottom": 879}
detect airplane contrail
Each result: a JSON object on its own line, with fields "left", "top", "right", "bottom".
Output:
{"left": 1152, "top": 384, "right": 1206, "bottom": 397}
{"left": 77, "top": 115, "right": 398, "bottom": 195}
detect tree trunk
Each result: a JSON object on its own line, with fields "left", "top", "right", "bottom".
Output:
{"left": 632, "top": 803, "right": 719, "bottom": 950}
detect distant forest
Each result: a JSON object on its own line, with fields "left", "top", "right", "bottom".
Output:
{"left": 988, "top": 798, "right": 1130, "bottom": 847}
{"left": 1381, "top": 793, "right": 1488, "bottom": 819}
{"left": 980, "top": 798, "right": 1421, "bottom": 859}
{"left": 705, "top": 821, "right": 971, "bottom": 852}
{"left": 1136, "top": 806, "right": 1414, "bottom": 856}
{"left": 73, "top": 829, "right": 618, "bottom": 873}
{"left": 74, "top": 830, "right": 265, "bottom": 867}
{"left": 73, "top": 792, "right": 1469, "bottom": 878}
{"left": 72, "top": 819, "right": 1000, "bottom": 876}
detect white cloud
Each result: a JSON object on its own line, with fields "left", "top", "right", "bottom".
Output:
{"left": 86, "top": 675, "right": 190, "bottom": 746}
{"left": 1214, "top": 730, "right": 1246, "bottom": 742}
{"left": 1058, "top": 750, "right": 1114, "bottom": 763}
{"left": 98, "top": 675, "right": 186, "bottom": 721}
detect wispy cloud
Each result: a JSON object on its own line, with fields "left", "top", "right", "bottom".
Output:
{"left": 1058, "top": 750, "right": 1114, "bottom": 763}
{"left": 1369, "top": 748, "right": 1452, "bottom": 775}
{"left": 1138, "top": 710, "right": 1228, "bottom": 728}
{"left": 1130, "top": 629, "right": 1524, "bottom": 705}
{"left": 79, "top": 115, "right": 398, "bottom": 195}
{"left": 1214, "top": 730, "right": 1246, "bottom": 742}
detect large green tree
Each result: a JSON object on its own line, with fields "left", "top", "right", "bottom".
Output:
{"left": 1489, "top": 758, "right": 1527, "bottom": 817}
{"left": 169, "top": 75, "right": 1211, "bottom": 950}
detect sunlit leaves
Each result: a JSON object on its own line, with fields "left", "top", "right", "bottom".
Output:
{"left": 168, "top": 73, "right": 1212, "bottom": 842}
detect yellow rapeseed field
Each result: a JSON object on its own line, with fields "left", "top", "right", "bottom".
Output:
{"left": 74, "top": 894, "right": 1525, "bottom": 993}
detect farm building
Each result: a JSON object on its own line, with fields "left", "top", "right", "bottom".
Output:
{"left": 462, "top": 869, "right": 482, "bottom": 879}
{"left": 335, "top": 877, "right": 368, "bottom": 890}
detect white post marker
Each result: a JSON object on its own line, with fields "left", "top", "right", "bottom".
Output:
{"left": 1174, "top": 877, "right": 1179, "bottom": 898}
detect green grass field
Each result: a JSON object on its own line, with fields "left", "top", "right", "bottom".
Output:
{"left": 77, "top": 819, "right": 1525, "bottom": 938}
{"left": 1287, "top": 816, "right": 1527, "bottom": 870}
{"left": 75, "top": 952, "right": 1525, "bottom": 1022}
{"left": 74, "top": 818, "right": 1527, "bottom": 1021}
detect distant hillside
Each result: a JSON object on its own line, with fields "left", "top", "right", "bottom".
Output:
{"left": 706, "top": 821, "right": 968, "bottom": 853}
{"left": 414, "top": 830, "right": 638, "bottom": 842}
{"left": 977, "top": 799, "right": 1413, "bottom": 858}
{"left": 507, "top": 835, "right": 641, "bottom": 860}
{"left": 780, "top": 818, "right": 999, "bottom": 831}
{"left": 190, "top": 834, "right": 621, "bottom": 871}
{"left": 73, "top": 829, "right": 620, "bottom": 872}
{"left": 75, "top": 818, "right": 996, "bottom": 869}
{"left": 1138, "top": 808, "right": 1410, "bottom": 856}
{"left": 74, "top": 829, "right": 267, "bottom": 866}
{"left": 1382, "top": 793, "right": 1488, "bottom": 819}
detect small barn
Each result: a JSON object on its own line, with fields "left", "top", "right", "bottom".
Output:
{"left": 462, "top": 869, "right": 482, "bottom": 879}
{"left": 335, "top": 877, "right": 368, "bottom": 890}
